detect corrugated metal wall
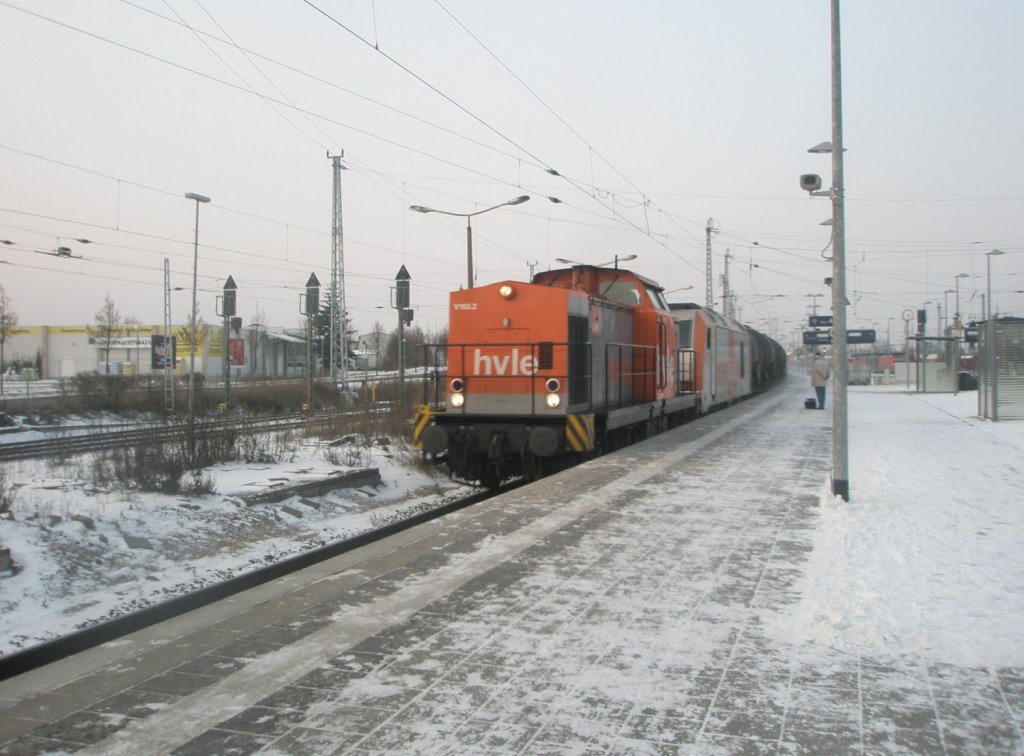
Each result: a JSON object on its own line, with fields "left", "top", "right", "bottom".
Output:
{"left": 978, "top": 320, "right": 1024, "bottom": 421}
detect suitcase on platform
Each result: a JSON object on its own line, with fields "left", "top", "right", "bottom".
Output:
{"left": 804, "top": 398, "right": 817, "bottom": 410}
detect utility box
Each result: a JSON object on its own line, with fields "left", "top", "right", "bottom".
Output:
{"left": 978, "top": 320, "right": 1024, "bottom": 421}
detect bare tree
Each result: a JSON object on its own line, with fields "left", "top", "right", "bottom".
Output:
{"left": 174, "top": 312, "right": 208, "bottom": 380}
{"left": 248, "top": 305, "right": 267, "bottom": 378}
{"left": 0, "top": 285, "right": 18, "bottom": 393}
{"left": 123, "top": 316, "right": 142, "bottom": 375}
{"left": 366, "top": 320, "right": 388, "bottom": 371}
{"left": 90, "top": 293, "right": 123, "bottom": 375}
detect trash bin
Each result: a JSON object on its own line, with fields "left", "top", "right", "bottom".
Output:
{"left": 958, "top": 371, "right": 978, "bottom": 391}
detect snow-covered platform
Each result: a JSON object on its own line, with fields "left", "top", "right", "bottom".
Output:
{"left": 1, "top": 376, "right": 1022, "bottom": 754}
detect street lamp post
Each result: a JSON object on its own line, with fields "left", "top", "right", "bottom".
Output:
{"left": 801, "top": 0, "right": 849, "bottom": 501}
{"left": 556, "top": 254, "right": 638, "bottom": 269}
{"left": 184, "top": 191, "right": 210, "bottom": 461}
{"left": 954, "top": 272, "right": 970, "bottom": 329}
{"left": 987, "top": 249, "right": 1005, "bottom": 320}
{"left": 409, "top": 195, "right": 530, "bottom": 289}
{"left": 942, "top": 289, "right": 955, "bottom": 334}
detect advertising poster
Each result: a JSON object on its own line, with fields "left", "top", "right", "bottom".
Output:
{"left": 228, "top": 338, "right": 245, "bottom": 366}
{"left": 151, "top": 335, "right": 176, "bottom": 369}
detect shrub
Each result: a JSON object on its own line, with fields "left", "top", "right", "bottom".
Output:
{"left": 0, "top": 467, "right": 14, "bottom": 516}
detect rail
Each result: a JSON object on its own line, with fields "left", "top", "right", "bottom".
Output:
{"left": 0, "top": 409, "right": 357, "bottom": 462}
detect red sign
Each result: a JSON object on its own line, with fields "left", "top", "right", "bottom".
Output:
{"left": 228, "top": 338, "right": 245, "bottom": 366}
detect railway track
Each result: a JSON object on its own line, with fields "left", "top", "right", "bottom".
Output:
{"left": 0, "top": 482, "right": 521, "bottom": 681}
{"left": 0, "top": 409, "right": 360, "bottom": 462}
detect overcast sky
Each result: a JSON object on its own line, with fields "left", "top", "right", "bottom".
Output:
{"left": 1, "top": 1, "right": 1021, "bottom": 344}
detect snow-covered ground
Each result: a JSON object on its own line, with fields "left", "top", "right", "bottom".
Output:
{"left": 770, "top": 384, "right": 1024, "bottom": 669}
{"left": 0, "top": 433, "right": 468, "bottom": 656}
{"left": 2, "top": 383, "right": 1022, "bottom": 673}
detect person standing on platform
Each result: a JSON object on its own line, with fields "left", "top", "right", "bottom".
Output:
{"left": 811, "top": 350, "right": 832, "bottom": 410}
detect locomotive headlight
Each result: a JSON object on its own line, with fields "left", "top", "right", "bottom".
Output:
{"left": 450, "top": 393, "right": 465, "bottom": 408}
{"left": 545, "top": 392, "right": 561, "bottom": 408}
{"left": 498, "top": 284, "right": 515, "bottom": 299}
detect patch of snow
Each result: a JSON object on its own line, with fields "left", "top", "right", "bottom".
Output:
{"left": 0, "top": 435, "right": 467, "bottom": 655}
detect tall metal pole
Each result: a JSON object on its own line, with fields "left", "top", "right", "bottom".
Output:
{"left": 163, "top": 258, "right": 174, "bottom": 414}
{"left": 986, "top": 250, "right": 1005, "bottom": 320}
{"left": 0, "top": 289, "right": 10, "bottom": 395}
{"left": 705, "top": 218, "right": 717, "bottom": 308}
{"left": 721, "top": 249, "right": 733, "bottom": 318}
{"left": 465, "top": 217, "right": 474, "bottom": 290}
{"left": 829, "top": 0, "right": 850, "bottom": 501}
{"left": 221, "top": 276, "right": 236, "bottom": 411}
{"left": 303, "top": 273, "right": 320, "bottom": 410}
{"left": 329, "top": 153, "right": 349, "bottom": 388}
{"left": 184, "top": 192, "right": 210, "bottom": 461}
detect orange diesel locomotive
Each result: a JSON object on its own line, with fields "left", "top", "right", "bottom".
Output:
{"left": 414, "top": 264, "right": 786, "bottom": 485}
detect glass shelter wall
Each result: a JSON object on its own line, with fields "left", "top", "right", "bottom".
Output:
{"left": 904, "top": 337, "right": 958, "bottom": 393}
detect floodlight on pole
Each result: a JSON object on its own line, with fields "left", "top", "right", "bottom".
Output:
{"left": 409, "top": 195, "right": 530, "bottom": 289}
{"left": 987, "top": 249, "right": 1006, "bottom": 320}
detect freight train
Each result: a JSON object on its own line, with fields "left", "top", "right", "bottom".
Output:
{"left": 413, "top": 264, "right": 786, "bottom": 486}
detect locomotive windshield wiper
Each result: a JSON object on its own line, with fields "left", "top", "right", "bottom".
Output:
{"left": 599, "top": 273, "right": 622, "bottom": 299}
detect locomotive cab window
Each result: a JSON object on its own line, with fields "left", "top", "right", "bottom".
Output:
{"left": 677, "top": 320, "right": 693, "bottom": 348}
{"left": 645, "top": 286, "right": 670, "bottom": 311}
{"left": 600, "top": 281, "right": 642, "bottom": 307}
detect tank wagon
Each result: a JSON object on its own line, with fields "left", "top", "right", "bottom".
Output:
{"left": 413, "top": 265, "right": 786, "bottom": 486}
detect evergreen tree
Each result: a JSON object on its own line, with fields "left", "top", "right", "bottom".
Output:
{"left": 315, "top": 290, "right": 356, "bottom": 371}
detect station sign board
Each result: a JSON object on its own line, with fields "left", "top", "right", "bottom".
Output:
{"left": 802, "top": 329, "right": 877, "bottom": 345}
{"left": 847, "top": 329, "right": 876, "bottom": 344}
{"left": 802, "top": 331, "right": 832, "bottom": 345}
{"left": 808, "top": 315, "right": 833, "bottom": 328}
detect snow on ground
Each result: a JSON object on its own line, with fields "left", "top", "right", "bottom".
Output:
{"left": 2, "top": 384, "right": 1023, "bottom": 672}
{"left": 0, "top": 433, "right": 468, "bottom": 656}
{"left": 769, "top": 384, "right": 1024, "bottom": 669}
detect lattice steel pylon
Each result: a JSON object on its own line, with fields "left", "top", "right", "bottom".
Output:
{"left": 721, "top": 249, "right": 735, "bottom": 320}
{"left": 705, "top": 218, "right": 718, "bottom": 309}
{"left": 329, "top": 153, "right": 349, "bottom": 388}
